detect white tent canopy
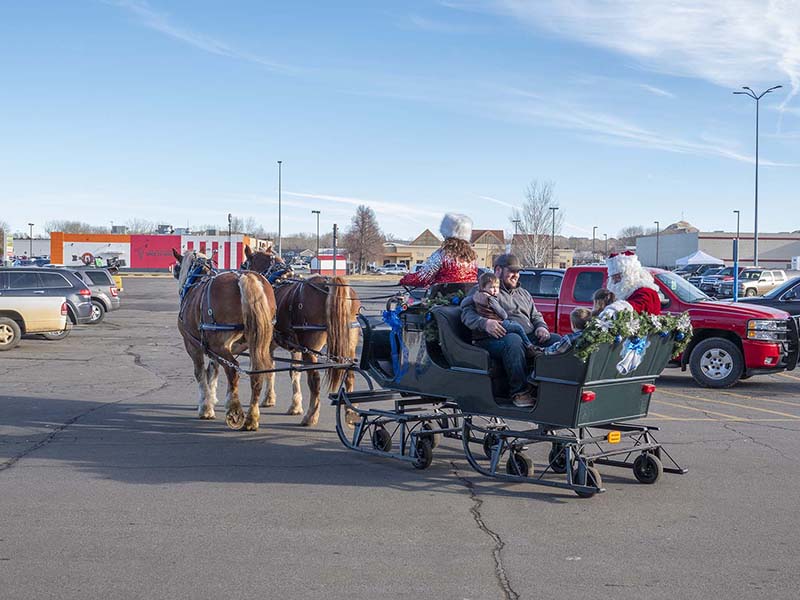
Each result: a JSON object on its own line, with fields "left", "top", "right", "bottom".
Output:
{"left": 675, "top": 250, "right": 724, "bottom": 266}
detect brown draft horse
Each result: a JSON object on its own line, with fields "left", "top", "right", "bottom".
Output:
{"left": 172, "top": 249, "right": 276, "bottom": 430}
{"left": 241, "top": 246, "right": 360, "bottom": 426}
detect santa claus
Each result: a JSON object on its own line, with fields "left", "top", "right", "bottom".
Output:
{"left": 606, "top": 251, "right": 662, "bottom": 315}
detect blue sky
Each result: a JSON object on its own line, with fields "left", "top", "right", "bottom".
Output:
{"left": 1, "top": 0, "right": 798, "bottom": 241}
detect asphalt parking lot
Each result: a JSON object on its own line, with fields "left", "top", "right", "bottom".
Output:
{"left": 2, "top": 276, "right": 800, "bottom": 600}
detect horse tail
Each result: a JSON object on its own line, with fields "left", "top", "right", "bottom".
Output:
{"left": 239, "top": 273, "right": 274, "bottom": 376}
{"left": 325, "top": 276, "right": 354, "bottom": 391}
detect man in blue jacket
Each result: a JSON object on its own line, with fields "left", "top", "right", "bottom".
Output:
{"left": 461, "top": 254, "right": 560, "bottom": 407}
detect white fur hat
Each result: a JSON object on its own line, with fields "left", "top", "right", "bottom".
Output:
{"left": 439, "top": 213, "right": 473, "bottom": 242}
{"left": 606, "top": 250, "right": 640, "bottom": 277}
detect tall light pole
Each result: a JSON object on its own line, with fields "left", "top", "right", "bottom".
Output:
{"left": 733, "top": 209, "right": 741, "bottom": 301}
{"left": 733, "top": 84, "right": 782, "bottom": 267}
{"left": 549, "top": 206, "right": 558, "bottom": 267}
{"left": 653, "top": 221, "right": 660, "bottom": 267}
{"left": 512, "top": 219, "right": 521, "bottom": 234}
{"left": 27, "top": 223, "right": 34, "bottom": 256}
{"left": 277, "top": 160, "right": 283, "bottom": 258}
{"left": 311, "top": 210, "right": 320, "bottom": 273}
{"left": 733, "top": 209, "right": 740, "bottom": 242}
{"left": 592, "top": 225, "right": 597, "bottom": 263}
{"left": 604, "top": 233, "right": 608, "bottom": 256}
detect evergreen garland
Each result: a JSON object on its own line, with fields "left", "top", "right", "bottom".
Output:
{"left": 573, "top": 310, "right": 693, "bottom": 362}
{"left": 419, "top": 290, "right": 466, "bottom": 342}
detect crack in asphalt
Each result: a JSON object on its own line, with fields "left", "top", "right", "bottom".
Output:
{"left": 721, "top": 422, "right": 792, "bottom": 461}
{"left": 450, "top": 461, "right": 519, "bottom": 600}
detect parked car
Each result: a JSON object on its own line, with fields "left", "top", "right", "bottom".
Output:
{"left": 526, "top": 265, "right": 797, "bottom": 388}
{"left": 717, "top": 269, "right": 788, "bottom": 298}
{"left": 697, "top": 266, "right": 748, "bottom": 295}
{"left": 377, "top": 263, "right": 409, "bottom": 275}
{"left": 69, "top": 267, "right": 121, "bottom": 324}
{"left": 0, "top": 296, "right": 69, "bottom": 349}
{"left": 686, "top": 267, "right": 723, "bottom": 289}
{"left": 739, "top": 276, "right": 800, "bottom": 317}
{"left": 0, "top": 267, "right": 93, "bottom": 336}
{"left": 674, "top": 263, "right": 723, "bottom": 279}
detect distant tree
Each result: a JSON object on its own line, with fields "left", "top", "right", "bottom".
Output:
{"left": 44, "top": 220, "right": 107, "bottom": 234}
{"left": 124, "top": 219, "right": 156, "bottom": 234}
{"left": 617, "top": 225, "right": 645, "bottom": 248}
{"left": 510, "top": 180, "right": 564, "bottom": 267}
{"left": 0, "top": 220, "right": 8, "bottom": 233}
{"left": 342, "top": 205, "right": 384, "bottom": 273}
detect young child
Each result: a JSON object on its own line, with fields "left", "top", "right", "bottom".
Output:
{"left": 473, "top": 271, "right": 538, "bottom": 356}
{"left": 592, "top": 288, "right": 633, "bottom": 319}
{"left": 540, "top": 307, "right": 592, "bottom": 356}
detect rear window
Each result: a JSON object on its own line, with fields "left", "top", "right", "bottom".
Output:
{"left": 518, "top": 272, "right": 563, "bottom": 298}
{"left": 573, "top": 271, "right": 605, "bottom": 302}
{"left": 39, "top": 272, "right": 72, "bottom": 288}
{"left": 8, "top": 272, "right": 41, "bottom": 289}
{"left": 83, "top": 270, "right": 114, "bottom": 285}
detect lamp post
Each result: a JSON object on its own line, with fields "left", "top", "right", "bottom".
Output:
{"left": 733, "top": 209, "right": 741, "bottom": 302}
{"left": 549, "top": 206, "right": 558, "bottom": 267}
{"left": 512, "top": 219, "right": 521, "bottom": 234}
{"left": 311, "top": 210, "right": 320, "bottom": 273}
{"left": 277, "top": 160, "right": 283, "bottom": 258}
{"left": 653, "top": 221, "right": 660, "bottom": 267}
{"left": 733, "top": 84, "right": 782, "bottom": 267}
{"left": 604, "top": 233, "right": 608, "bottom": 256}
{"left": 28, "top": 223, "right": 34, "bottom": 257}
{"left": 592, "top": 225, "right": 597, "bottom": 263}
{"left": 332, "top": 223, "right": 338, "bottom": 276}
{"left": 733, "top": 209, "right": 740, "bottom": 241}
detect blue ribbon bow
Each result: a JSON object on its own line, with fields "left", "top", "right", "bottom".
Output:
{"left": 382, "top": 305, "right": 410, "bottom": 381}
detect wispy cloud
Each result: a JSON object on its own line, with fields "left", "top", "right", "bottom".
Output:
{"left": 108, "top": 0, "right": 299, "bottom": 74}
{"left": 452, "top": 1, "right": 800, "bottom": 108}
{"left": 404, "top": 14, "right": 484, "bottom": 34}
{"left": 479, "top": 195, "right": 519, "bottom": 210}
{"left": 638, "top": 84, "right": 675, "bottom": 98}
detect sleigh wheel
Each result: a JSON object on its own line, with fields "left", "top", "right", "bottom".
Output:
{"left": 421, "top": 422, "right": 441, "bottom": 449}
{"left": 412, "top": 438, "right": 433, "bottom": 470}
{"left": 371, "top": 426, "right": 392, "bottom": 453}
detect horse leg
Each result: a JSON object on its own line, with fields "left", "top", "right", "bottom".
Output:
{"left": 300, "top": 353, "right": 320, "bottom": 427}
{"left": 206, "top": 360, "right": 220, "bottom": 408}
{"left": 190, "top": 347, "right": 215, "bottom": 419}
{"left": 344, "top": 325, "right": 360, "bottom": 427}
{"left": 248, "top": 370, "right": 265, "bottom": 431}
{"left": 260, "top": 344, "right": 277, "bottom": 407}
{"left": 286, "top": 351, "right": 304, "bottom": 415}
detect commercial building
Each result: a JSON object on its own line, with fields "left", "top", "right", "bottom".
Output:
{"left": 381, "top": 228, "right": 507, "bottom": 269}
{"left": 636, "top": 225, "right": 800, "bottom": 269}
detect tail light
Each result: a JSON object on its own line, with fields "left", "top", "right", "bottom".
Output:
{"left": 79, "top": 288, "right": 91, "bottom": 298}
{"left": 110, "top": 287, "right": 118, "bottom": 297}
{"left": 642, "top": 383, "right": 656, "bottom": 394}
{"left": 580, "top": 391, "right": 596, "bottom": 403}
{"left": 60, "top": 302, "right": 68, "bottom": 316}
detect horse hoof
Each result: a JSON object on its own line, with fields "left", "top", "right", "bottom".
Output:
{"left": 243, "top": 421, "right": 259, "bottom": 432}
{"left": 199, "top": 412, "right": 216, "bottom": 420}
{"left": 286, "top": 407, "right": 303, "bottom": 416}
{"left": 225, "top": 410, "right": 245, "bottom": 430}
{"left": 261, "top": 401, "right": 276, "bottom": 408}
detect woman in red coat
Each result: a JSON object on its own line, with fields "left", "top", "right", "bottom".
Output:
{"left": 399, "top": 213, "right": 478, "bottom": 288}
{"left": 606, "top": 251, "right": 662, "bottom": 315}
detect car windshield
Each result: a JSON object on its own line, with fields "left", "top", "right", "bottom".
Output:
{"left": 656, "top": 272, "right": 710, "bottom": 303}
{"left": 741, "top": 270, "right": 762, "bottom": 280}
{"left": 762, "top": 277, "right": 800, "bottom": 299}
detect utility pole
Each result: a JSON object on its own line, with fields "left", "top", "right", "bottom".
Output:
{"left": 654, "top": 221, "right": 660, "bottom": 267}
{"left": 28, "top": 223, "right": 34, "bottom": 257}
{"left": 592, "top": 225, "right": 597, "bottom": 263}
{"left": 277, "top": 160, "right": 283, "bottom": 258}
{"left": 311, "top": 210, "right": 320, "bottom": 273}
{"left": 549, "top": 207, "right": 558, "bottom": 268}
{"left": 332, "top": 223, "right": 338, "bottom": 276}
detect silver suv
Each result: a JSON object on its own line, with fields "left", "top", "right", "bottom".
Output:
{"left": 69, "top": 268, "right": 121, "bottom": 324}
{"left": 718, "top": 268, "right": 788, "bottom": 297}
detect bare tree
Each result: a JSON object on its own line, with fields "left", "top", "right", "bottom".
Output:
{"left": 0, "top": 220, "right": 8, "bottom": 233}
{"left": 125, "top": 219, "right": 157, "bottom": 234}
{"left": 617, "top": 225, "right": 645, "bottom": 248}
{"left": 342, "top": 205, "right": 384, "bottom": 273}
{"left": 44, "top": 220, "right": 107, "bottom": 234}
{"left": 510, "top": 180, "right": 564, "bottom": 267}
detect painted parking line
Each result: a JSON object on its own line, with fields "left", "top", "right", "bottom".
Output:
{"left": 717, "top": 389, "right": 800, "bottom": 408}
{"left": 659, "top": 389, "right": 800, "bottom": 420}
{"left": 652, "top": 399, "right": 747, "bottom": 420}
{"left": 776, "top": 371, "right": 800, "bottom": 382}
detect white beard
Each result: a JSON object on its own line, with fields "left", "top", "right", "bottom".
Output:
{"left": 608, "top": 269, "right": 659, "bottom": 300}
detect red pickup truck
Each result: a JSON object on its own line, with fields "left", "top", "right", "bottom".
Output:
{"left": 519, "top": 266, "right": 799, "bottom": 388}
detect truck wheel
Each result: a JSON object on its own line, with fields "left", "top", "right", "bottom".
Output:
{"left": 41, "top": 323, "right": 73, "bottom": 341}
{"left": 689, "top": 338, "right": 743, "bottom": 388}
{"left": 745, "top": 288, "right": 757, "bottom": 297}
{"left": 89, "top": 300, "right": 106, "bottom": 324}
{"left": 0, "top": 317, "right": 22, "bottom": 351}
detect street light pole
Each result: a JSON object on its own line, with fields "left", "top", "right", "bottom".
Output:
{"left": 592, "top": 225, "right": 597, "bottom": 263}
{"left": 277, "top": 160, "right": 283, "bottom": 258}
{"left": 733, "top": 84, "right": 782, "bottom": 267}
{"left": 653, "top": 221, "right": 660, "bottom": 267}
{"left": 28, "top": 223, "right": 34, "bottom": 257}
{"left": 733, "top": 209, "right": 741, "bottom": 302}
{"left": 549, "top": 207, "right": 558, "bottom": 267}
{"left": 332, "top": 223, "right": 338, "bottom": 276}
{"left": 733, "top": 209, "right": 740, "bottom": 242}
{"left": 604, "top": 233, "right": 608, "bottom": 256}
{"left": 311, "top": 210, "right": 320, "bottom": 273}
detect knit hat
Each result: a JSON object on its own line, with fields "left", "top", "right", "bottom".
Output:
{"left": 439, "top": 213, "right": 473, "bottom": 242}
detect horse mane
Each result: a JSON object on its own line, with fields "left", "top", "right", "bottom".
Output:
{"left": 176, "top": 251, "right": 207, "bottom": 289}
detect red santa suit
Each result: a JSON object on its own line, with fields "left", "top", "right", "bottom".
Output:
{"left": 606, "top": 251, "right": 662, "bottom": 315}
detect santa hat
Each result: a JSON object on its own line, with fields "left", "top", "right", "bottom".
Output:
{"left": 606, "top": 251, "right": 659, "bottom": 300}
{"left": 439, "top": 213, "right": 473, "bottom": 242}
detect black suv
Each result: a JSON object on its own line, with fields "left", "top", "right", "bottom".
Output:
{"left": 0, "top": 268, "right": 93, "bottom": 336}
